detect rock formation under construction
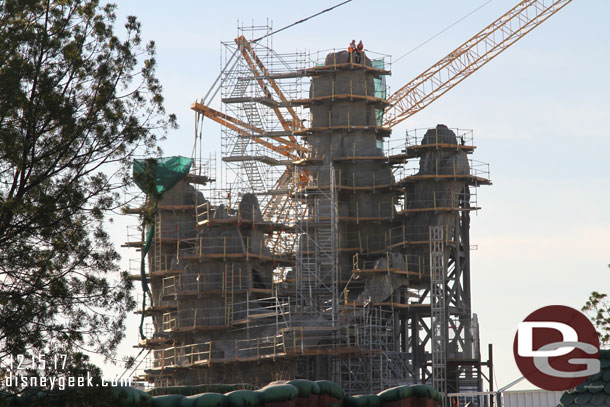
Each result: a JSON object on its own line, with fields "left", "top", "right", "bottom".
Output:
{"left": 129, "top": 49, "right": 491, "bottom": 395}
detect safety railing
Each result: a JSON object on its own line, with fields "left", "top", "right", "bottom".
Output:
{"left": 310, "top": 48, "right": 391, "bottom": 72}
{"left": 128, "top": 258, "right": 141, "bottom": 276}
{"left": 446, "top": 392, "right": 497, "bottom": 407}
{"left": 303, "top": 163, "right": 488, "bottom": 191}
{"left": 406, "top": 128, "right": 475, "bottom": 148}
{"left": 387, "top": 225, "right": 457, "bottom": 248}
{"left": 336, "top": 168, "right": 395, "bottom": 190}
{"left": 309, "top": 77, "right": 387, "bottom": 102}
{"left": 336, "top": 230, "right": 391, "bottom": 253}
{"left": 302, "top": 167, "right": 395, "bottom": 191}
{"left": 150, "top": 323, "right": 383, "bottom": 370}
{"left": 393, "top": 158, "right": 490, "bottom": 182}
{"left": 161, "top": 297, "right": 291, "bottom": 332}
{"left": 161, "top": 269, "right": 249, "bottom": 298}
{"left": 174, "top": 235, "right": 290, "bottom": 263}
{"left": 196, "top": 202, "right": 273, "bottom": 225}
{"left": 336, "top": 200, "right": 395, "bottom": 220}
{"left": 470, "top": 159, "right": 491, "bottom": 180}
{"left": 247, "top": 297, "right": 292, "bottom": 320}
{"left": 155, "top": 220, "right": 197, "bottom": 240}
{"left": 383, "top": 137, "right": 410, "bottom": 158}
{"left": 352, "top": 252, "right": 425, "bottom": 277}
{"left": 189, "top": 155, "right": 217, "bottom": 184}
{"left": 196, "top": 201, "right": 236, "bottom": 225}
{"left": 125, "top": 225, "right": 143, "bottom": 245}
{"left": 394, "top": 189, "right": 479, "bottom": 213}
{"left": 141, "top": 323, "right": 155, "bottom": 340}
{"left": 136, "top": 292, "right": 175, "bottom": 311}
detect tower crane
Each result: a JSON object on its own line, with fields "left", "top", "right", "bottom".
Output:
{"left": 383, "top": 0, "right": 573, "bottom": 128}
{"left": 192, "top": 0, "right": 574, "bottom": 249}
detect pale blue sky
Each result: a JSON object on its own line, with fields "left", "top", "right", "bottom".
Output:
{"left": 104, "top": 0, "right": 610, "bottom": 391}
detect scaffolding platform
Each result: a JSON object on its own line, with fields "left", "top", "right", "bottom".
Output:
{"left": 305, "top": 62, "right": 390, "bottom": 76}
{"left": 122, "top": 241, "right": 144, "bottom": 248}
{"left": 222, "top": 155, "right": 286, "bottom": 166}
{"left": 184, "top": 173, "right": 214, "bottom": 185}
{"left": 404, "top": 143, "right": 476, "bottom": 156}
{"left": 122, "top": 204, "right": 202, "bottom": 216}
{"left": 131, "top": 21, "right": 492, "bottom": 391}
{"left": 136, "top": 303, "right": 178, "bottom": 314}
{"left": 196, "top": 218, "right": 294, "bottom": 232}
{"left": 128, "top": 270, "right": 185, "bottom": 281}
{"left": 396, "top": 174, "right": 491, "bottom": 186}
{"left": 221, "top": 96, "right": 280, "bottom": 108}
{"left": 332, "top": 155, "right": 388, "bottom": 162}
{"left": 290, "top": 94, "right": 388, "bottom": 106}
{"left": 263, "top": 62, "right": 390, "bottom": 80}
{"left": 344, "top": 301, "right": 428, "bottom": 310}
{"left": 293, "top": 125, "right": 391, "bottom": 137}
{"left": 352, "top": 268, "right": 423, "bottom": 278}
{"left": 395, "top": 206, "right": 480, "bottom": 215}
{"left": 138, "top": 336, "right": 174, "bottom": 349}
{"left": 161, "top": 287, "right": 272, "bottom": 299}
{"left": 179, "top": 252, "right": 293, "bottom": 265}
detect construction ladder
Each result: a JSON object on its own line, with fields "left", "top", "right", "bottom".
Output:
{"left": 430, "top": 225, "right": 447, "bottom": 403}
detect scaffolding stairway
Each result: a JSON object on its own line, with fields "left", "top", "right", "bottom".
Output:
{"left": 227, "top": 76, "right": 268, "bottom": 195}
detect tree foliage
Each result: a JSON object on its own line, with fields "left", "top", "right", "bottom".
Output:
{"left": 0, "top": 0, "right": 175, "bottom": 361}
{"left": 582, "top": 291, "right": 610, "bottom": 347}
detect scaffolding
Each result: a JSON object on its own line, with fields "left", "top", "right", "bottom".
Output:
{"left": 430, "top": 226, "right": 447, "bottom": 400}
{"left": 293, "top": 164, "right": 338, "bottom": 321}
{"left": 124, "top": 26, "right": 492, "bottom": 393}
{"left": 219, "top": 23, "right": 308, "bottom": 209}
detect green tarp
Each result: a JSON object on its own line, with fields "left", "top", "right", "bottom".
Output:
{"left": 371, "top": 59, "right": 386, "bottom": 127}
{"left": 132, "top": 156, "right": 193, "bottom": 338}
{"left": 134, "top": 156, "right": 193, "bottom": 198}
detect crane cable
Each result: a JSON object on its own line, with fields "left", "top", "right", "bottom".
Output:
{"left": 195, "top": 0, "right": 354, "bottom": 147}
{"left": 394, "top": 0, "right": 494, "bottom": 64}
{"left": 252, "top": 0, "right": 353, "bottom": 43}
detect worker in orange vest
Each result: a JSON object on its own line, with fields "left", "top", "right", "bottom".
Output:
{"left": 355, "top": 40, "right": 364, "bottom": 63}
{"left": 347, "top": 40, "right": 356, "bottom": 62}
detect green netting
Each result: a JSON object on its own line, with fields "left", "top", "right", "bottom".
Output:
{"left": 371, "top": 59, "right": 386, "bottom": 127}
{"left": 132, "top": 156, "right": 193, "bottom": 339}
{"left": 133, "top": 156, "right": 193, "bottom": 197}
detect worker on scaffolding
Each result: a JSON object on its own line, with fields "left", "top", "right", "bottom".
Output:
{"left": 355, "top": 40, "right": 364, "bottom": 63}
{"left": 347, "top": 39, "right": 356, "bottom": 62}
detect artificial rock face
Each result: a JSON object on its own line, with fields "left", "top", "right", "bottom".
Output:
{"left": 143, "top": 52, "right": 486, "bottom": 392}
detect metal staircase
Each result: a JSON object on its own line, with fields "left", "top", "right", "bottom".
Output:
{"left": 225, "top": 78, "right": 268, "bottom": 195}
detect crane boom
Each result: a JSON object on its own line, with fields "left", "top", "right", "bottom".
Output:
{"left": 235, "top": 36, "right": 304, "bottom": 134}
{"left": 191, "top": 102, "right": 305, "bottom": 160}
{"left": 383, "top": 0, "right": 573, "bottom": 128}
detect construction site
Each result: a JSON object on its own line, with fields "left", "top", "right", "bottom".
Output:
{"left": 121, "top": 0, "right": 574, "bottom": 404}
